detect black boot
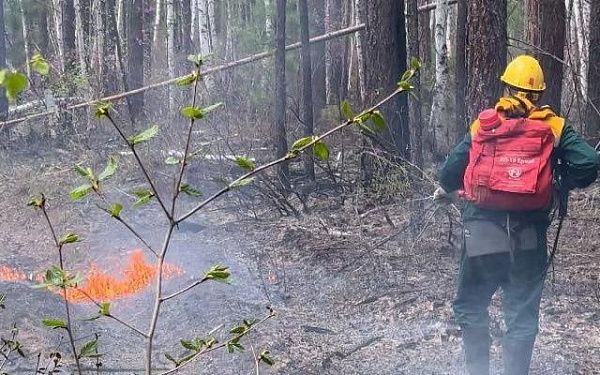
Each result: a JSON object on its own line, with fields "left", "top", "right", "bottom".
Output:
{"left": 461, "top": 327, "right": 491, "bottom": 375}
{"left": 503, "top": 337, "right": 535, "bottom": 375}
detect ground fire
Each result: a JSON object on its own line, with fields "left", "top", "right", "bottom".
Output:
{"left": 0, "top": 250, "right": 183, "bottom": 303}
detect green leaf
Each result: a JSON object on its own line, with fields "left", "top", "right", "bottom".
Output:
{"left": 132, "top": 188, "right": 155, "bottom": 207}
{"left": 313, "top": 142, "right": 330, "bottom": 161}
{"left": 398, "top": 81, "right": 414, "bottom": 91}
{"left": 108, "top": 203, "right": 123, "bottom": 218}
{"left": 410, "top": 56, "right": 422, "bottom": 71}
{"left": 203, "top": 265, "right": 231, "bottom": 282}
{"left": 42, "top": 318, "right": 67, "bottom": 329}
{"left": 99, "top": 302, "right": 110, "bottom": 316}
{"left": 229, "top": 177, "right": 254, "bottom": 189}
{"left": 70, "top": 184, "right": 93, "bottom": 201}
{"left": 235, "top": 156, "right": 256, "bottom": 170}
{"left": 341, "top": 100, "right": 354, "bottom": 120}
{"left": 179, "top": 183, "right": 203, "bottom": 197}
{"left": 259, "top": 350, "right": 274, "bottom": 366}
{"left": 291, "top": 136, "right": 315, "bottom": 151}
{"left": 98, "top": 156, "right": 118, "bottom": 181}
{"left": 59, "top": 233, "right": 80, "bottom": 245}
{"left": 165, "top": 156, "right": 181, "bottom": 165}
{"left": 127, "top": 125, "right": 159, "bottom": 145}
{"left": 176, "top": 72, "right": 198, "bottom": 86}
{"left": 27, "top": 195, "right": 45, "bottom": 208}
{"left": 78, "top": 339, "right": 100, "bottom": 359}
{"left": 370, "top": 110, "right": 386, "bottom": 132}
{"left": 74, "top": 164, "right": 90, "bottom": 177}
{"left": 30, "top": 53, "right": 50, "bottom": 76}
{"left": 95, "top": 102, "right": 113, "bottom": 118}
{"left": 1, "top": 70, "right": 28, "bottom": 102}
{"left": 187, "top": 54, "right": 204, "bottom": 67}
{"left": 180, "top": 106, "right": 204, "bottom": 120}
{"left": 230, "top": 326, "right": 246, "bottom": 334}
{"left": 401, "top": 69, "right": 412, "bottom": 82}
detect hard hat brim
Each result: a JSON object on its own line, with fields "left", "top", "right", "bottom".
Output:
{"left": 501, "top": 77, "right": 546, "bottom": 93}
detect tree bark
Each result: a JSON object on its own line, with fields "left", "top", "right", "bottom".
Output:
{"left": 429, "top": 0, "right": 451, "bottom": 158}
{"left": 182, "top": 0, "right": 193, "bottom": 55}
{"left": 0, "top": 0, "right": 7, "bottom": 119}
{"left": 325, "top": 0, "right": 343, "bottom": 105}
{"left": 526, "top": 0, "right": 540, "bottom": 50}
{"left": 311, "top": 0, "right": 326, "bottom": 127}
{"left": 466, "top": 0, "right": 507, "bottom": 122}
{"left": 166, "top": 0, "right": 177, "bottom": 111}
{"left": 274, "top": 0, "right": 289, "bottom": 187}
{"left": 539, "top": 0, "right": 565, "bottom": 113}
{"left": 418, "top": 0, "right": 431, "bottom": 67}
{"left": 585, "top": 0, "right": 600, "bottom": 136}
{"left": 354, "top": 0, "right": 366, "bottom": 103}
{"left": 74, "top": 0, "right": 88, "bottom": 77}
{"left": 406, "top": 0, "right": 423, "bottom": 166}
{"left": 127, "top": 0, "right": 145, "bottom": 123}
{"left": 299, "top": 0, "right": 316, "bottom": 180}
{"left": 363, "top": 0, "right": 408, "bottom": 154}
{"left": 52, "top": 0, "right": 64, "bottom": 71}
{"left": 454, "top": 0, "right": 467, "bottom": 140}
{"left": 62, "top": 0, "right": 77, "bottom": 90}
{"left": 18, "top": 0, "right": 31, "bottom": 79}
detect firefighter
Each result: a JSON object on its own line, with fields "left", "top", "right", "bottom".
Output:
{"left": 434, "top": 55, "right": 599, "bottom": 375}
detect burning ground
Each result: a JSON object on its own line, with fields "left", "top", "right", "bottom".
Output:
{"left": 1, "top": 159, "right": 600, "bottom": 374}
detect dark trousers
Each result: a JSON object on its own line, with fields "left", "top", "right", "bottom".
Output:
{"left": 453, "top": 224, "right": 548, "bottom": 374}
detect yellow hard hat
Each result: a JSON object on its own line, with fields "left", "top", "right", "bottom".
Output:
{"left": 500, "top": 55, "right": 546, "bottom": 92}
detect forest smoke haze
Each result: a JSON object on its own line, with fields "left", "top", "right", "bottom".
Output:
{"left": 0, "top": 0, "right": 599, "bottom": 374}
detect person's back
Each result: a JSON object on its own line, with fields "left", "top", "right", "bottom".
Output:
{"left": 436, "top": 55, "right": 599, "bottom": 375}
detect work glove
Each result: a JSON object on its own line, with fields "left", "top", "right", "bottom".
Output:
{"left": 433, "top": 187, "right": 458, "bottom": 205}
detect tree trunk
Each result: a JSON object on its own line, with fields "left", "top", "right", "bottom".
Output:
{"left": 52, "top": 0, "right": 64, "bottom": 71}
{"left": 354, "top": 0, "right": 366, "bottom": 104}
{"left": 39, "top": 2, "right": 51, "bottom": 58}
{"left": 274, "top": 0, "right": 289, "bottom": 187}
{"left": 0, "top": 0, "right": 7, "bottom": 119}
{"left": 62, "top": 0, "right": 77, "bottom": 89}
{"left": 152, "top": 0, "right": 162, "bottom": 50}
{"left": 418, "top": 0, "right": 431, "bottom": 67}
{"left": 585, "top": 0, "right": 600, "bottom": 136}
{"left": 325, "top": 0, "right": 343, "bottom": 105}
{"left": 166, "top": 0, "right": 177, "bottom": 111}
{"left": 539, "top": 0, "right": 566, "bottom": 113}
{"left": 526, "top": 0, "right": 540, "bottom": 50}
{"left": 466, "top": 0, "right": 507, "bottom": 122}
{"left": 18, "top": 0, "right": 31, "bottom": 79}
{"left": 310, "top": 0, "right": 326, "bottom": 128}
{"left": 127, "top": 0, "right": 145, "bottom": 123}
{"left": 406, "top": 0, "right": 423, "bottom": 166}
{"left": 181, "top": 0, "right": 193, "bottom": 55}
{"left": 74, "top": 0, "right": 88, "bottom": 77}
{"left": 363, "top": 0, "right": 408, "bottom": 154}
{"left": 103, "top": 0, "right": 121, "bottom": 95}
{"left": 429, "top": 0, "right": 451, "bottom": 158}
{"left": 454, "top": 0, "right": 467, "bottom": 139}
{"left": 299, "top": 0, "right": 316, "bottom": 180}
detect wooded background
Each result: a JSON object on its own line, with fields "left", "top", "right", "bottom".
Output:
{"left": 0, "top": 0, "right": 598, "bottom": 174}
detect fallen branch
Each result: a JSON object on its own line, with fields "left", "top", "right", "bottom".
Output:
{"left": 0, "top": 24, "right": 366, "bottom": 128}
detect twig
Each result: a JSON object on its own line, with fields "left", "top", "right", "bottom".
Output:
{"left": 156, "top": 312, "right": 275, "bottom": 375}
{"left": 39, "top": 203, "right": 82, "bottom": 375}
{"left": 177, "top": 87, "right": 409, "bottom": 223}
{"left": 105, "top": 114, "right": 172, "bottom": 220}
{"left": 170, "top": 67, "right": 202, "bottom": 217}
{"left": 160, "top": 278, "right": 208, "bottom": 302}
{"left": 75, "top": 289, "right": 149, "bottom": 338}
{"left": 96, "top": 205, "right": 158, "bottom": 257}
{"left": 0, "top": 24, "right": 367, "bottom": 128}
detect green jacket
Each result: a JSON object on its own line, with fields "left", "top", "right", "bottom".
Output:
{"left": 440, "top": 97, "right": 599, "bottom": 224}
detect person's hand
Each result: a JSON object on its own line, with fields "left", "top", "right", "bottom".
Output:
{"left": 433, "top": 187, "right": 457, "bottom": 205}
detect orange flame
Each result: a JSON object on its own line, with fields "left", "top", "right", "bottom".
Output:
{"left": 0, "top": 250, "right": 184, "bottom": 304}
{"left": 0, "top": 265, "right": 26, "bottom": 282}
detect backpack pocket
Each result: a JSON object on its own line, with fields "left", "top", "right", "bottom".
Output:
{"left": 489, "top": 137, "right": 542, "bottom": 194}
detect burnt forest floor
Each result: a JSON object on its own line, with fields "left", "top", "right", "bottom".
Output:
{"left": 1, "top": 149, "right": 600, "bottom": 375}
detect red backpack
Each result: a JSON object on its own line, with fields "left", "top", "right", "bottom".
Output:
{"left": 462, "top": 108, "right": 555, "bottom": 211}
